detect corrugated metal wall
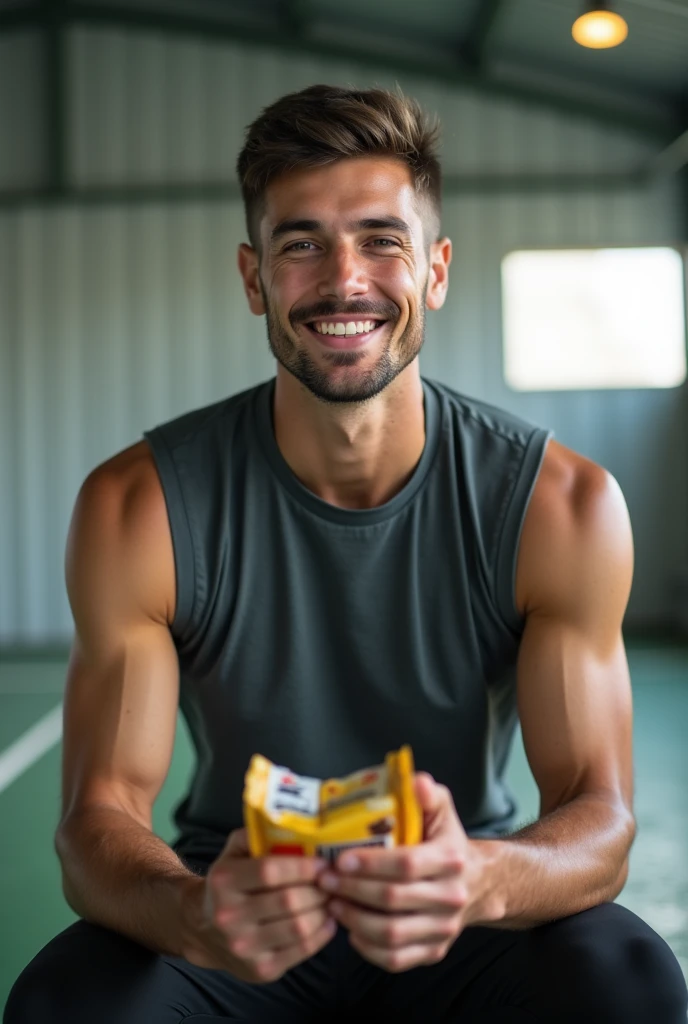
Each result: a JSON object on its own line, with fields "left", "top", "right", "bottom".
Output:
{"left": 1, "top": 26, "right": 686, "bottom": 642}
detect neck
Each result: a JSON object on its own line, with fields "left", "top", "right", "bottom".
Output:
{"left": 272, "top": 368, "right": 426, "bottom": 510}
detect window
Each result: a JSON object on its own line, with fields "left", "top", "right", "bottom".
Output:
{"left": 501, "top": 247, "right": 687, "bottom": 391}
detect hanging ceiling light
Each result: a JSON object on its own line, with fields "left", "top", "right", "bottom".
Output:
{"left": 572, "top": 1, "right": 629, "bottom": 49}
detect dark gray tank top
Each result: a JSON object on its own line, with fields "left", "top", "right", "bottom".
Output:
{"left": 144, "top": 376, "right": 552, "bottom": 863}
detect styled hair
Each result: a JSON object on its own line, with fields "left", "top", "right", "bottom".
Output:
{"left": 236, "top": 84, "right": 442, "bottom": 251}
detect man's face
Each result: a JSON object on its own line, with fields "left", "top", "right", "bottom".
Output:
{"left": 239, "top": 157, "right": 449, "bottom": 406}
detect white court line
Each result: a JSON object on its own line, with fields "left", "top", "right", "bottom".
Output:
{"left": 0, "top": 703, "right": 63, "bottom": 795}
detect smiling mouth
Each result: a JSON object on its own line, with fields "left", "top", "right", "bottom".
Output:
{"left": 302, "top": 319, "right": 388, "bottom": 339}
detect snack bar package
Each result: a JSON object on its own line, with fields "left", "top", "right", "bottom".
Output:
{"left": 243, "top": 744, "right": 423, "bottom": 863}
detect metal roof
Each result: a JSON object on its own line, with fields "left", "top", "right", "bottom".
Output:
{"left": 2, "top": 1, "right": 686, "bottom": 124}
{"left": 0, "top": 0, "right": 686, "bottom": 200}
{"left": 25, "top": 0, "right": 682, "bottom": 130}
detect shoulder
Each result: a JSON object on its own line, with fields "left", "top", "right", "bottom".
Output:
{"left": 66, "top": 441, "right": 175, "bottom": 626}
{"left": 428, "top": 377, "right": 542, "bottom": 443}
{"left": 515, "top": 440, "right": 633, "bottom": 623}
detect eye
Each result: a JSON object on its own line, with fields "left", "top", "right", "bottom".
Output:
{"left": 284, "top": 241, "right": 317, "bottom": 252}
{"left": 370, "top": 238, "right": 400, "bottom": 248}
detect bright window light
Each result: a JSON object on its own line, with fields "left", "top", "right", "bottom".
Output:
{"left": 501, "top": 248, "right": 687, "bottom": 391}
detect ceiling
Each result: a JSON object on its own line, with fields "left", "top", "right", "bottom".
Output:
{"left": 1, "top": 0, "right": 687, "bottom": 141}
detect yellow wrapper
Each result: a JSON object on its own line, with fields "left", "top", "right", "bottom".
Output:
{"left": 243, "top": 745, "right": 422, "bottom": 862}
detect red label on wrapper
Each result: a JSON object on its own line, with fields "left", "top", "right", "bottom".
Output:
{"left": 269, "top": 844, "right": 305, "bottom": 855}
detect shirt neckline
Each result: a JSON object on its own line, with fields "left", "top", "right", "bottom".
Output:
{"left": 254, "top": 375, "right": 441, "bottom": 526}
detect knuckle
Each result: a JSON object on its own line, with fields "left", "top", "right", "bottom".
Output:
{"left": 255, "top": 958, "right": 282, "bottom": 983}
{"left": 228, "top": 935, "right": 247, "bottom": 956}
{"left": 212, "top": 908, "right": 233, "bottom": 932}
{"left": 429, "top": 943, "right": 447, "bottom": 963}
{"left": 387, "top": 950, "right": 406, "bottom": 972}
{"left": 382, "top": 883, "right": 398, "bottom": 909}
{"left": 382, "top": 921, "right": 401, "bottom": 946}
{"left": 281, "top": 888, "right": 299, "bottom": 914}
{"left": 446, "top": 884, "right": 467, "bottom": 909}
{"left": 291, "top": 914, "right": 310, "bottom": 941}
{"left": 398, "top": 854, "right": 415, "bottom": 880}
{"left": 445, "top": 850, "right": 464, "bottom": 872}
{"left": 257, "top": 861, "right": 277, "bottom": 887}
{"left": 208, "top": 868, "right": 231, "bottom": 893}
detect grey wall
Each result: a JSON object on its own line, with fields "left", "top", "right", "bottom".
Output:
{"left": 0, "top": 26, "right": 686, "bottom": 642}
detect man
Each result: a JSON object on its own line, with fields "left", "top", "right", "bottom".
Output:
{"left": 6, "top": 85, "right": 687, "bottom": 1022}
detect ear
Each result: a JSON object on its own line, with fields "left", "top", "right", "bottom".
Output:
{"left": 425, "top": 237, "right": 452, "bottom": 312}
{"left": 237, "top": 243, "right": 266, "bottom": 316}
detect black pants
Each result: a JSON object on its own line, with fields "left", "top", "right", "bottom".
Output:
{"left": 5, "top": 866, "right": 687, "bottom": 1024}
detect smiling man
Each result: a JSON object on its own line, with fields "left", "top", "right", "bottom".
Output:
{"left": 6, "top": 85, "right": 687, "bottom": 1023}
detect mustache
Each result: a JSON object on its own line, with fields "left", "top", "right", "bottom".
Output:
{"left": 290, "top": 300, "right": 400, "bottom": 323}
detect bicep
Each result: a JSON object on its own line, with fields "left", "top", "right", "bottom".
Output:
{"left": 60, "top": 456, "right": 179, "bottom": 831}
{"left": 515, "top": 455, "right": 634, "bottom": 819}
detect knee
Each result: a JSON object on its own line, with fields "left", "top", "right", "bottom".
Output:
{"left": 4, "top": 921, "right": 162, "bottom": 1024}
{"left": 533, "top": 903, "right": 687, "bottom": 1023}
{"left": 614, "top": 913, "right": 687, "bottom": 1019}
{"left": 5, "top": 946, "right": 65, "bottom": 1024}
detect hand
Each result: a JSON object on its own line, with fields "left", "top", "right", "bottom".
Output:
{"left": 315, "top": 772, "right": 501, "bottom": 973}
{"left": 181, "top": 827, "right": 337, "bottom": 983}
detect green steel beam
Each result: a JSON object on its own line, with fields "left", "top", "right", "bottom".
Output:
{"left": 279, "top": 0, "right": 311, "bottom": 37}
{"left": 0, "top": 6, "right": 40, "bottom": 32}
{"left": 460, "top": 0, "right": 504, "bottom": 71}
{"left": 65, "top": 2, "right": 679, "bottom": 142}
{"left": 43, "top": 0, "right": 67, "bottom": 196}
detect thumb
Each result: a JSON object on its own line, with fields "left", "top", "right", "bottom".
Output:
{"left": 225, "top": 826, "right": 251, "bottom": 858}
{"left": 414, "top": 771, "right": 444, "bottom": 813}
{"left": 414, "top": 772, "right": 461, "bottom": 841}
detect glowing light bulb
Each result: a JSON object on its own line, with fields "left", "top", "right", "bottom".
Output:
{"left": 572, "top": 8, "right": 628, "bottom": 49}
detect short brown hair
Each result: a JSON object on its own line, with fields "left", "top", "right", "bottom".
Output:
{"left": 236, "top": 84, "right": 442, "bottom": 252}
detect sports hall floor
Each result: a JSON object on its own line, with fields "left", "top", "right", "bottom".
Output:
{"left": 1, "top": 640, "right": 687, "bottom": 1014}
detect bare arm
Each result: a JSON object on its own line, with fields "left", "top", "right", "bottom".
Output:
{"left": 55, "top": 443, "right": 336, "bottom": 981}
{"left": 55, "top": 442, "right": 200, "bottom": 957}
{"left": 474, "top": 441, "right": 636, "bottom": 928}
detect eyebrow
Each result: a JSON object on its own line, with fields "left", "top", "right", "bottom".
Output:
{"left": 269, "top": 217, "right": 412, "bottom": 243}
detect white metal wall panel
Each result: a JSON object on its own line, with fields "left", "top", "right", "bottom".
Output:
{"left": 0, "top": 32, "right": 44, "bottom": 189}
{"left": 0, "top": 26, "right": 685, "bottom": 642}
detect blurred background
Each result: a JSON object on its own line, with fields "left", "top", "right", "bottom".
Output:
{"left": 0, "top": 0, "right": 687, "bottom": 1011}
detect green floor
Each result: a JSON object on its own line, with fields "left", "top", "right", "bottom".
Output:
{"left": 1, "top": 643, "right": 687, "bottom": 1013}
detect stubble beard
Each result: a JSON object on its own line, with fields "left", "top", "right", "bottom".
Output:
{"left": 260, "top": 277, "right": 428, "bottom": 407}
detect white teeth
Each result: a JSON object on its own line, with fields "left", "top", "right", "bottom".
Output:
{"left": 313, "top": 320, "right": 382, "bottom": 336}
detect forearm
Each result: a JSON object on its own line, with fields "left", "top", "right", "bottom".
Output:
{"left": 55, "top": 806, "right": 204, "bottom": 957}
{"left": 472, "top": 793, "right": 635, "bottom": 930}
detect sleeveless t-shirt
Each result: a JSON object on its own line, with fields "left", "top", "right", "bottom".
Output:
{"left": 143, "top": 375, "right": 553, "bottom": 863}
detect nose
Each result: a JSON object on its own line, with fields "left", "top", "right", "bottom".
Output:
{"left": 317, "top": 243, "right": 369, "bottom": 302}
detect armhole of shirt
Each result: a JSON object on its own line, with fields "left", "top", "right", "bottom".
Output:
{"left": 493, "top": 428, "right": 553, "bottom": 636}
{"left": 143, "top": 427, "right": 196, "bottom": 640}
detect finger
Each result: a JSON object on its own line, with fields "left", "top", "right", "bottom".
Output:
{"left": 348, "top": 929, "right": 449, "bottom": 973}
{"left": 217, "top": 854, "right": 327, "bottom": 895}
{"left": 214, "top": 882, "right": 329, "bottom": 932}
{"left": 330, "top": 899, "right": 457, "bottom": 950}
{"left": 319, "top": 874, "right": 467, "bottom": 914}
{"left": 236, "top": 914, "right": 338, "bottom": 982}
{"left": 233, "top": 905, "right": 334, "bottom": 956}
{"left": 334, "top": 842, "right": 463, "bottom": 882}
{"left": 250, "top": 884, "right": 331, "bottom": 924}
